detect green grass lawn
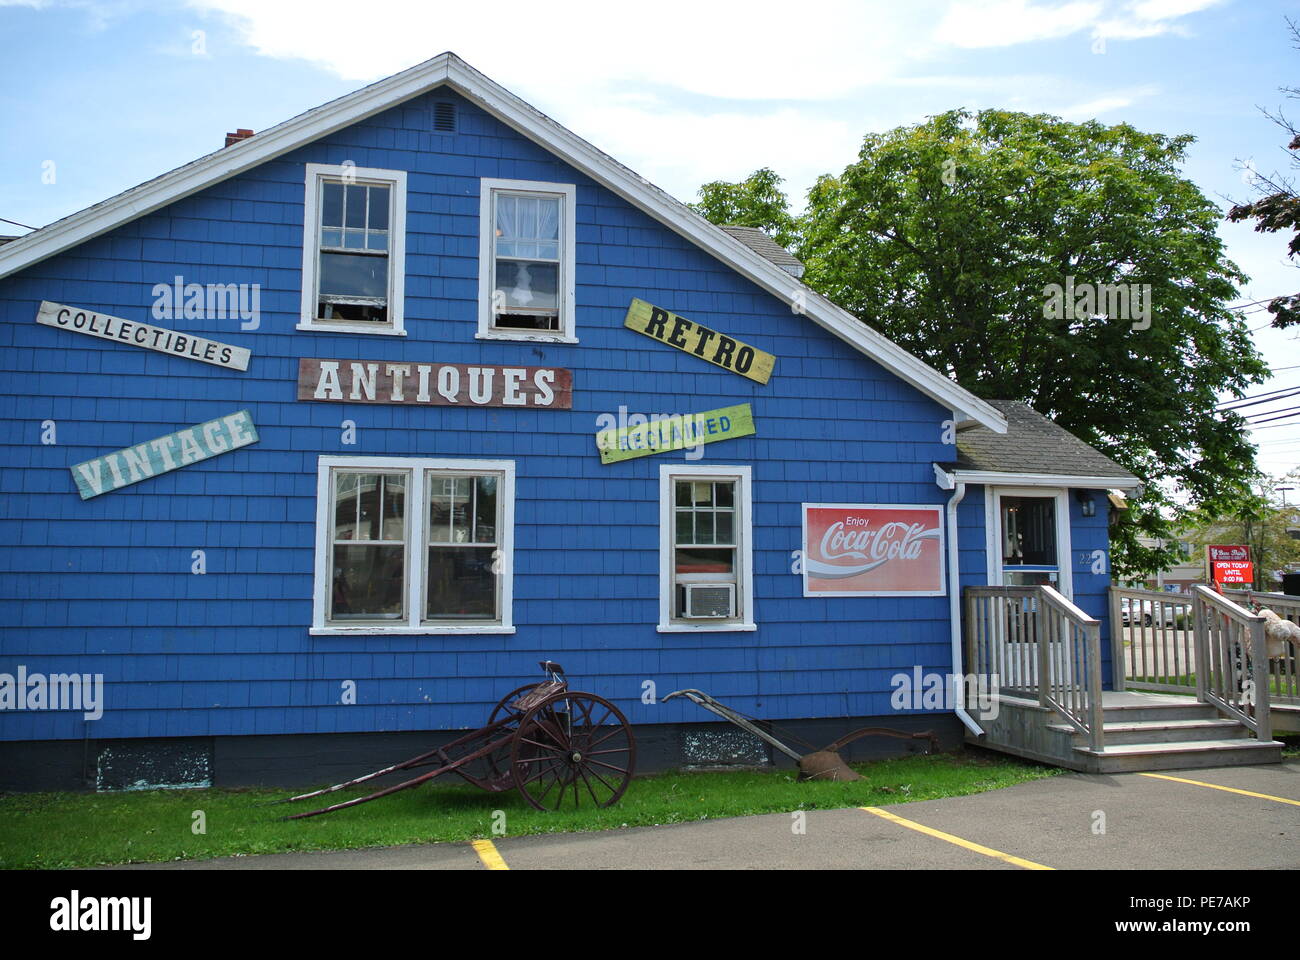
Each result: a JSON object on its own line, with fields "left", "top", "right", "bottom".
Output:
{"left": 0, "top": 748, "right": 1057, "bottom": 869}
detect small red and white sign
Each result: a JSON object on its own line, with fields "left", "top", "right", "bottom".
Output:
{"left": 1207, "top": 544, "right": 1250, "bottom": 563}
{"left": 801, "top": 503, "right": 946, "bottom": 597}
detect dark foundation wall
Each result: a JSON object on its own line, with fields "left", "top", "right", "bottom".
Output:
{"left": 0, "top": 714, "right": 962, "bottom": 793}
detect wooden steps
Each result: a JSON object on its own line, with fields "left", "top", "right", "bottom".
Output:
{"left": 968, "top": 691, "right": 1285, "bottom": 773}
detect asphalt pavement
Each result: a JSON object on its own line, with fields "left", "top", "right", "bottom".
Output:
{"left": 122, "top": 760, "right": 1300, "bottom": 870}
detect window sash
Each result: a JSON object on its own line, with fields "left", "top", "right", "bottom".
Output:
{"left": 662, "top": 470, "right": 750, "bottom": 627}
{"left": 315, "top": 459, "right": 514, "bottom": 633}
{"left": 478, "top": 180, "right": 575, "bottom": 340}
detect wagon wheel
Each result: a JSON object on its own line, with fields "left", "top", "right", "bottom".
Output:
{"left": 510, "top": 691, "right": 635, "bottom": 811}
{"left": 482, "top": 683, "right": 540, "bottom": 780}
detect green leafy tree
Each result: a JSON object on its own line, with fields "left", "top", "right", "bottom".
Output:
{"left": 696, "top": 111, "right": 1268, "bottom": 576}
{"left": 691, "top": 167, "right": 800, "bottom": 250}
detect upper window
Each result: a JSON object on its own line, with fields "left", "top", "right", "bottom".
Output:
{"left": 299, "top": 163, "right": 408, "bottom": 337}
{"left": 478, "top": 178, "right": 577, "bottom": 343}
{"left": 659, "top": 464, "right": 754, "bottom": 632}
{"left": 312, "top": 456, "right": 515, "bottom": 635}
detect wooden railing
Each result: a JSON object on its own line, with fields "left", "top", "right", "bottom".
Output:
{"left": 1222, "top": 589, "right": 1300, "bottom": 707}
{"left": 965, "top": 585, "right": 1105, "bottom": 751}
{"left": 1108, "top": 586, "right": 1195, "bottom": 693}
{"left": 1192, "top": 585, "right": 1271, "bottom": 740}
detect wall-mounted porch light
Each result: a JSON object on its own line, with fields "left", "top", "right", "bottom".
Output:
{"left": 1076, "top": 491, "right": 1096, "bottom": 517}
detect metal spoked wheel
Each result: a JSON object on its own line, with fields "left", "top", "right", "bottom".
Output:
{"left": 510, "top": 691, "right": 635, "bottom": 811}
{"left": 482, "top": 683, "right": 540, "bottom": 781}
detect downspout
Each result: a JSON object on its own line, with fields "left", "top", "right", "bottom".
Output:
{"left": 941, "top": 470, "right": 983, "bottom": 736}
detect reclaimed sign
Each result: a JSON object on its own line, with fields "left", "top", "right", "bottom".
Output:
{"left": 70, "top": 410, "right": 259, "bottom": 500}
{"left": 298, "top": 359, "right": 573, "bottom": 409}
{"left": 623, "top": 298, "right": 775, "bottom": 384}
{"left": 801, "top": 504, "right": 945, "bottom": 597}
{"left": 596, "top": 404, "right": 754, "bottom": 464}
{"left": 36, "top": 301, "right": 251, "bottom": 371}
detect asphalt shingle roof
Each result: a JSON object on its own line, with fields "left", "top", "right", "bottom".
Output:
{"left": 718, "top": 225, "right": 803, "bottom": 277}
{"left": 941, "top": 399, "right": 1137, "bottom": 481}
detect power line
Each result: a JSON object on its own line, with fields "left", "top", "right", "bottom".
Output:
{"left": 1220, "top": 385, "right": 1300, "bottom": 409}
{"left": 0, "top": 215, "right": 35, "bottom": 231}
{"left": 1247, "top": 404, "right": 1300, "bottom": 423}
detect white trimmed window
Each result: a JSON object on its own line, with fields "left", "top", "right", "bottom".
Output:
{"left": 478, "top": 178, "right": 577, "bottom": 343}
{"left": 299, "top": 163, "right": 408, "bottom": 336}
{"left": 311, "top": 457, "right": 515, "bottom": 635}
{"left": 658, "top": 464, "right": 755, "bottom": 632}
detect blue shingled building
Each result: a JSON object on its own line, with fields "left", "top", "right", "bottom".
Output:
{"left": 10, "top": 53, "right": 1255, "bottom": 793}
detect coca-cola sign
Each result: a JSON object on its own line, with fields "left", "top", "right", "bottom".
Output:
{"left": 802, "top": 504, "right": 946, "bottom": 596}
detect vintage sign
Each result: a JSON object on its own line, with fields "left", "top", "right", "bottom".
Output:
{"left": 298, "top": 359, "right": 572, "bottom": 409}
{"left": 70, "top": 410, "right": 259, "bottom": 499}
{"left": 623, "top": 298, "right": 775, "bottom": 384}
{"left": 801, "top": 504, "right": 946, "bottom": 597}
{"left": 36, "top": 301, "right": 251, "bottom": 371}
{"left": 596, "top": 404, "right": 754, "bottom": 464}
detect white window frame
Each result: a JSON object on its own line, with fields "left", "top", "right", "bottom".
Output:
{"left": 477, "top": 177, "right": 578, "bottom": 344}
{"left": 658, "top": 464, "right": 755, "bottom": 633}
{"left": 299, "top": 163, "right": 408, "bottom": 337}
{"left": 983, "top": 485, "right": 1073, "bottom": 599}
{"left": 311, "top": 456, "right": 515, "bottom": 635}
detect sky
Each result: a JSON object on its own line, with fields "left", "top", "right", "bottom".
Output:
{"left": 1, "top": 0, "right": 1298, "bottom": 480}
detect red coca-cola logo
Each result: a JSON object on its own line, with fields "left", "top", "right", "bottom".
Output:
{"left": 804, "top": 505, "right": 944, "bottom": 596}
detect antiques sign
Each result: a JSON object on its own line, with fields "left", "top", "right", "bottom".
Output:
{"left": 596, "top": 404, "right": 755, "bottom": 464}
{"left": 71, "top": 410, "right": 259, "bottom": 499}
{"left": 623, "top": 298, "right": 775, "bottom": 384}
{"left": 36, "top": 301, "right": 251, "bottom": 371}
{"left": 298, "top": 359, "right": 573, "bottom": 409}
{"left": 801, "top": 504, "right": 945, "bottom": 597}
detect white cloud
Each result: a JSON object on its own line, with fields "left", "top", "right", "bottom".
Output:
{"left": 935, "top": 0, "right": 1103, "bottom": 49}
{"left": 1057, "top": 85, "right": 1161, "bottom": 118}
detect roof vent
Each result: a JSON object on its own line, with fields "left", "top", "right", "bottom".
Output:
{"left": 224, "top": 128, "right": 255, "bottom": 148}
{"left": 433, "top": 102, "right": 456, "bottom": 132}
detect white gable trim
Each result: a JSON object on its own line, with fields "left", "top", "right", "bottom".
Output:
{"left": 0, "top": 52, "right": 1006, "bottom": 433}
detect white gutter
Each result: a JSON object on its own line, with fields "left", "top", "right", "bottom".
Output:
{"left": 938, "top": 468, "right": 983, "bottom": 736}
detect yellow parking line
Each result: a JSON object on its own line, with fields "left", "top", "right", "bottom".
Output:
{"left": 471, "top": 838, "right": 510, "bottom": 870}
{"left": 1139, "top": 773, "right": 1300, "bottom": 807}
{"left": 860, "top": 806, "right": 1054, "bottom": 870}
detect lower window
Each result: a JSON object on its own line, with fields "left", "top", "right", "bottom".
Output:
{"left": 659, "top": 464, "right": 754, "bottom": 632}
{"left": 312, "top": 457, "right": 515, "bottom": 634}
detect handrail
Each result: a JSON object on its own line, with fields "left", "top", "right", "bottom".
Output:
{"left": 1109, "top": 586, "right": 1194, "bottom": 694}
{"left": 964, "top": 584, "right": 1105, "bottom": 751}
{"left": 1191, "top": 585, "right": 1272, "bottom": 740}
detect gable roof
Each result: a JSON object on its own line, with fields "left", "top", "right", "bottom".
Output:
{"left": 937, "top": 400, "right": 1140, "bottom": 488}
{"left": 0, "top": 52, "right": 1006, "bottom": 434}
{"left": 718, "top": 226, "right": 804, "bottom": 277}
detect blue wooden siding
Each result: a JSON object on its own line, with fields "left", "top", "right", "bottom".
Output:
{"left": 0, "top": 87, "right": 1099, "bottom": 744}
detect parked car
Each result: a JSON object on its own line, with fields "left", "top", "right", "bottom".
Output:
{"left": 1120, "top": 597, "right": 1178, "bottom": 627}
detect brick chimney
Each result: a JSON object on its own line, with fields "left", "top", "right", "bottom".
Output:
{"left": 224, "top": 128, "right": 255, "bottom": 148}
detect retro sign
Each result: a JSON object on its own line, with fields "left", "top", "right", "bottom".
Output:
{"left": 801, "top": 503, "right": 946, "bottom": 597}
{"left": 70, "top": 410, "right": 259, "bottom": 499}
{"left": 623, "top": 298, "right": 776, "bottom": 384}
{"left": 36, "top": 301, "right": 251, "bottom": 371}
{"left": 298, "top": 359, "right": 573, "bottom": 409}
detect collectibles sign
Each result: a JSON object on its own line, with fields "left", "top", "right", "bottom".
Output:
{"left": 298, "top": 359, "right": 572, "bottom": 409}
{"left": 596, "top": 404, "right": 755, "bottom": 464}
{"left": 1208, "top": 545, "right": 1253, "bottom": 584}
{"left": 70, "top": 410, "right": 259, "bottom": 499}
{"left": 801, "top": 504, "right": 945, "bottom": 596}
{"left": 623, "top": 298, "right": 776, "bottom": 384}
{"left": 36, "top": 301, "right": 251, "bottom": 371}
